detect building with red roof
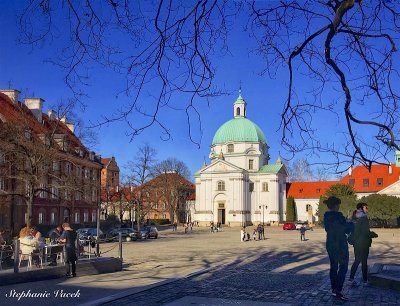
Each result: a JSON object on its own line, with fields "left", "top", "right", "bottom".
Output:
{"left": 0, "top": 89, "right": 102, "bottom": 234}
{"left": 287, "top": 153, "right": 400, "bottom": 222}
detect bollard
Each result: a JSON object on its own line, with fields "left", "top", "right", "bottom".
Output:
{"left": 118, "top": 232, "right": 123, "bottom": 261}
{"left": 14, "top": 239, "right": 20, "bottom": 273}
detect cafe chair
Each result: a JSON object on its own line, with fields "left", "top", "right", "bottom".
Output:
{"left": 19, "top": 250, "right": 43, "bottom": 270}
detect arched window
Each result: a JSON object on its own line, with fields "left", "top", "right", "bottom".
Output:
{"left": 306, "top": 204, "right": 312, "bottom": 213}
{"left": 217, "top": 181, "right": 225, "bottom": 191}
{"left": 236, "top": 107, "right": 240, "bottom": 116}
{"left": 227, "top": 144, "right": 234, "bottom": 153}
{"left": 50, "top": 209, "right": 58, "bottom": 225}
{"left": 262, "top": 182, "right": 269, "bottom": 192}
{"left": 38, "top": 208, "right": 46, "bottom": 224}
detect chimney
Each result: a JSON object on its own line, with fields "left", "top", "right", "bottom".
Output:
{"left": 389, "top": 163, "right": 393, "bottom": 175}
{"left": 60, "top": 116, "right": 75, "bottom": 133}
{"left": 348, "top": 166, "right": 352, "bottom": 176}
{"left": 0, "top": 89, "right": 20, "bottom": 103}
{"left": 25, "top": 98, "right": 44, "bottom": 122}
{"left": 47, "top": 109, "right": 56, "bottom": 119}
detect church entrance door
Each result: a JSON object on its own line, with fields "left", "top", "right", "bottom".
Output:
{"left": 218, "top": 209, "right": 225, "bottom": 225}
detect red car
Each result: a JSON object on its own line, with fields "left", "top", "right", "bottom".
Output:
{"left": 283, "top": 222, "right": 296, "bottom": 230}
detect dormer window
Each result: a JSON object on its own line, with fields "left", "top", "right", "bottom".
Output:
{"left": 299, "top": 188, "right": 303, "bottom": 193}
{"left": 24, "top": 128, "right": 32, "bottom": 140}
{"left": 363, "top": 179, "right": 369, "bottom": 187}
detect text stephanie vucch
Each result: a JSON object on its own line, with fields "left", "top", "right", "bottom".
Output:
{"left": 6, "top": 289, "right": 80, "bottom": 301}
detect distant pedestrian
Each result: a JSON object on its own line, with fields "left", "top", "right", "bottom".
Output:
{"left": 240, "top": 228, "right": 245, "bottom": 242}
{"left": 210, "top": 222, "right": 214, "bottom": 233}
{"left": 349, "top": 203, "right": 378, "bottom": 286}
{"left": 323, "top": 196, "right": 353, "bottom": 301}
{"left": 184, "top": 223, "right": 188, "bottom": 234}
{"left": 257, "top": 224, "right": 262, "bottom": 240}
{"left": 58, "top": 223, "right": 78, "bottom": 278}
{"left": 253, "top": 228, "right": 257, "bottom": 240}
{"left": 300, "top": 225, "right": 306, "bottom": 241}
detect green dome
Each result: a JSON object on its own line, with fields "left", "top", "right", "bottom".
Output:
{"left": 212, "top": 118, "right": 267, "bottom": 145}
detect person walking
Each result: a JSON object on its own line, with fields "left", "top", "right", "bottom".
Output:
{"left": 323, "top": 196, "right": 353, "bottom": 301}
{"left": 58, "top": 223, "right": 78, "bottom": 278}
{"left": 349, "top": 203, "right": 378, "bottom": 286}
{"left": 300, "top": 225, "right": 306, "bottom": 241}
{"left": 257, "top": 224, "right": 262, "bottom": 240}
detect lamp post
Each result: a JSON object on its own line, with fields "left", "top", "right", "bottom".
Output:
{"left": 259, "top": 204, "right": 267, "bottom": 225}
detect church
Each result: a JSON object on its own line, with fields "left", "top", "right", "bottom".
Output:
{"left": 194, "top": 92, "right": 288, "bottom": 226}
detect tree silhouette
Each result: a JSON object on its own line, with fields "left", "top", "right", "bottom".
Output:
{"left": 17, "top": 1, "right": 400, "bottom": 169}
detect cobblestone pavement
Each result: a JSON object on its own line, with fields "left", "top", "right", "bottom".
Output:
{"left": 96, "top": 227, "right": 400, "bottom": 306}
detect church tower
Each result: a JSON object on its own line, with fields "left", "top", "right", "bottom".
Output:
{"left": 234, "top": 90, "right": 246, "bottom": 118}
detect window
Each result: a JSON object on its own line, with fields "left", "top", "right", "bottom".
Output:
{"left": 316, "top": 188, "right": 321, "bottom": 193}
{"left": 227, "top": 144, "right": 234, "bottom": 153}
{"left": 262, "top": 182, "right": 268, "bottom": 192}
{"left": 24, "top": 128, "right": 32, "bottom": 140}
{"left": 249, "top": 159, "right": 254, "bottom": 170}
{"left": 236, "top": 107, "right": 240, "bottom": 116}
{"left": 52, "top": 161, "right": 60, "bottom": 171}
{"left": 249, "top": 182, "right": 254, "bottom": 192}
{"left": 154, "top": 203, "right": 158, "bottom": 209}
{"left": 91, "top": 189, "right": 97, "bottom": 201}
{"left": 162, "top": 213, "right": 167, "bottom": 219}
{"left": 75, "top": 211, "right": 80, "bottom": 223}
{"left": 76, "top": 166, "right": 81, "bottom": 177}
{"left": 0, "top": 177, "right": 6, "bottom": 191}
{"left": 83, "top": 210, "right": 89, "bottom": 223}
{"left": 91, "top": 211, "right": 96, "bottom": 222}
{"left": 217, "top": 181, "right": 225, "bottom": 191}
{"left": 39, "top": 183, "right": 47, "bottom": 198}
{"left": 38, "top": 210, "right": 45, "bottom": 224}
{"left": 51, "top": 186, "right": 58, "bottom": 199}
{"left": 50, "top": 211, "right": 57, "bottom": 225}
{"left": 299, "top": 188, "right": 303, "bottom": 193}
{"left": 306, "top": 204, "right": 312, "bottom": 212}
{"left": 349, "top": 179, "right": 355, "bottom": 187}
{"left": 0, "top": 152, "right": 5, "bottom": 164}
{"left": 376, "top": 178, "right": 383, "bottom": 186}
{"left": 75, "top": 192, "right": 81, "bottom": 201}
{"left": 363, "top": 179, "right": 369, "bottom": 187}
{"left": 63, "top": 209, "right": 69, "bottom": 222}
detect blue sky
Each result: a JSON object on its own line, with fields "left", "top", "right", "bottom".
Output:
{"left": 1, "top": 2, "right": 395, "bottom": 180}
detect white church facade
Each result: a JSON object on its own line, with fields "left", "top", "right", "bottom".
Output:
{"left": 194, "top": 93, "right": 288, "bottom": 226}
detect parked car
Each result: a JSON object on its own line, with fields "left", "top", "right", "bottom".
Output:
{"left": 283, "top": 222, "right": 296, "bottom": 230}
{"left": 295, "top": 222, "right": 310, "bottom": 230}
{"left": 106, "top": 228, "right": 138, "bottom": 242}
{"left": 76, "top": 228, "right": 105, "bottom": 245}
{"left": 140, "top": 226, "right": 159, "bottom": 239}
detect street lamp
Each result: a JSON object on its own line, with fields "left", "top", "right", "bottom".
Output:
{"left": 259, "top": 204, "right": 268, "bottom": 225}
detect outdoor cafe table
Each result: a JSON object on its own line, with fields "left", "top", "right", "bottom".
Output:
{"left": 42, "top": 244, "right": 64, "bottom": 264}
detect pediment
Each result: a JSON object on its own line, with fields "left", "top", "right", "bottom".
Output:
{"left": 200, "top": 160, "right": 243, "bottom": 174}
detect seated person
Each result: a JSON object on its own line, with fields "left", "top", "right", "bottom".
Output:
{"left": 19, "top": 227, "right": 40, "bottom": 267}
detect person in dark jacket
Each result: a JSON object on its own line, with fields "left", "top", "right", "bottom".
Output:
{"left": 59, "top": 223, "right": 78, "bottom": 277}
{"left": 324, "top": 196, "right": 353, "bottom": 301}
{"left": 349, "top": 202, "right": 378, "bottom": 285}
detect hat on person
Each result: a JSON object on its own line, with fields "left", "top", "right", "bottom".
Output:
{"left": 323, "top": 196, "right": 341, "bottom": 209}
